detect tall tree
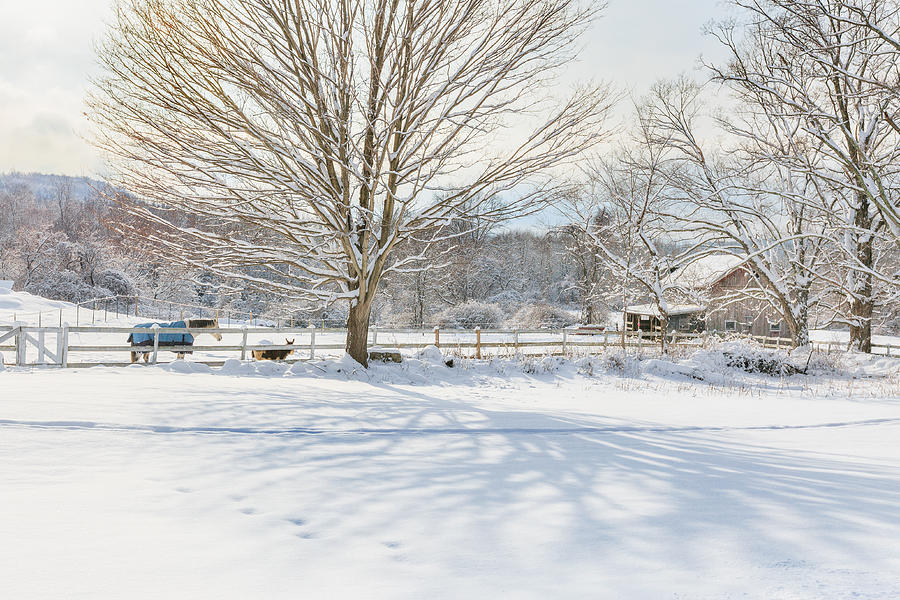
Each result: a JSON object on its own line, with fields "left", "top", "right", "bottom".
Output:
{"left": 89, "top": 0, "right": 612, "bottom": 365}
{"left": 709, "top": 0, "right": 900, "bottom": 351}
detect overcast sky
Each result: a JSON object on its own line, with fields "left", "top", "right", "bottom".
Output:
{"left": 0, "top": 0, "right": 732, "bottom": 177}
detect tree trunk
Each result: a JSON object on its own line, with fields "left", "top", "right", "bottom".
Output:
{"left": 849, "top": 272, "right": 873, "bottom": 353}
{"left": 345, "top": 300, "right": 372, "bottom": 367}
{"left": 848, "top": 195, "right": 874, "bottom": 354}
{"left": 789, "top": 287, "right": 810, "bottom": 348}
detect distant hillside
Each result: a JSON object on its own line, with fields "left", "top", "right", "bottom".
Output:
{"left": 0, "top": 172, "right": 111, "bottom": 203}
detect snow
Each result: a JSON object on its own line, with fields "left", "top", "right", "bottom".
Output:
{"left": 2, "top": 351, "right": 900, "bottom": 599}
{"left": 0, "top": 284, "right": 70, "bottom": 321}
{"left": 624, "top": 303, "right": 704, "bottom": 317}
{"left": 670, "top": 254, "right": 744, "bottom": 288}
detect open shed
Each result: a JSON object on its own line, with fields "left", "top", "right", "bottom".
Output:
{"left": 623, "top": 304, "right": 705, "bottom": 334}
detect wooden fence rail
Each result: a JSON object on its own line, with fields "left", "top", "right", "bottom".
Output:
{"left": 0, "top": 325, "right": 896, "bottom": 368}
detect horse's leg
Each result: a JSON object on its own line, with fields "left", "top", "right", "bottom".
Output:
{"left": 130, "top": 351, "right": 137, "bottom": 364}
{"left": 177, "top": 352, "right": 185, "bottom": 359}
{"left": 143, "top": 353, "right": 149, "bottom": 363}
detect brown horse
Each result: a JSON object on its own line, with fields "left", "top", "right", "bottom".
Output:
{"left": 129, "top": 318, "right": 223, "bottom": 363}
{"left": 252, "top": 339, "right": 295, "bottom": 361}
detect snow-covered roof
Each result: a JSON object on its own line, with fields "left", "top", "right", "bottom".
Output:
{"left": 624, "top": 304, "right": 704, "bottom": 317}
{"left": 669, "top": 254, "right": 744, "bottom": 288}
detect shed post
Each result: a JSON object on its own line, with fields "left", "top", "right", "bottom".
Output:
{"left": 434, "top": 326, "right": 440, "bottom": 348}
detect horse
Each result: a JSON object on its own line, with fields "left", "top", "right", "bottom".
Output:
{"left": 252, "top": 339, "right": 295, "bottom": 361}
{"left": 128, "top": 318, "right": 223, "bottom": 363}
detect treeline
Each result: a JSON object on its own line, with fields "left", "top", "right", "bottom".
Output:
{"left": 0, "top": 173, "right": 599, "bottom": 326}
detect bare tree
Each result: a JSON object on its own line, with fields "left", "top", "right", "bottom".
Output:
{"left": 641, "top": 78, "right": 836, "bottom": 349}
{"left": 708, "top": 0, "right": 900, "bottom": 351}
{"left": 88, "top": 0, "right": 613, "bottom": 365}
{"left": 567, "top": 102, "right": 705, "bottom": 352}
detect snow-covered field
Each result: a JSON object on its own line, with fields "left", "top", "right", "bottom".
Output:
{"left": 2, "top": 350, "right": 900, "bottom": 599}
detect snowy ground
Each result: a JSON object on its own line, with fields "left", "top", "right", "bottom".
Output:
{"left": 2, "top": 352, "right": 900, "bottom": 599}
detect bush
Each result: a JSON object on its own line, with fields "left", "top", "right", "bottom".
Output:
{"left": 25, "top": 270, "right": 111, "bottom": 304}
{"left": 434, "top": 301, "right": 503, "bottom": 329}
{"left": 486, "top": 290, "right": 527, "bottom": 313}
{"left": 510, "top": 303, "right": 577, "bottom": 328}
{"left": 95, "top": 269, "right": 137, "bottom": 297}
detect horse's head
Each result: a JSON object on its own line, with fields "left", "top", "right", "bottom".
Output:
{"left": 188, "top": 318, "right": 222, "bottom": 341}
{"left": 211, "top": 319, "right": 223, "bottom": 341}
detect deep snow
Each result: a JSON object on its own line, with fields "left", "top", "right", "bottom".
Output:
{"left": 1, "top": 351, "right": 899, "bottom": 599}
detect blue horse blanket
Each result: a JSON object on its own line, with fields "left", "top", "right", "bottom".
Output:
{"left": 128, "top": 321, "right": 194, "bottom": 348}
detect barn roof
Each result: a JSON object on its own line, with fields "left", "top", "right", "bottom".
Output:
{"left": 624, "top": 303, "right": 704, "bottom": 317}
{"left": 670, "top": 254, "right": 744, "bottom": 288}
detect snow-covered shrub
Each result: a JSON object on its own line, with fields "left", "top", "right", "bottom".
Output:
{"left": 689, "top": 341, "right": 803, "bottom": 377}
{"left": 95, "top": 269, "right": 137, "bottom": 297}
{"left": 601, "top": 352, "right": 641, "bottom": 376}
{"left": 510, "top": 303, "right": 577, "bottom": 329}
{"left": 25, "top": 270, "right": 111, "bottom": 304}
{"left": 487, "top": 290, "right": 527, "bottom": 314}
{"left": 434, "top": 301, "right": 503, "bottom": 329}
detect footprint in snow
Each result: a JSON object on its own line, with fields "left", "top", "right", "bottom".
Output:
{"left": 239, "top": 507, "right": 258, "bottom": 515}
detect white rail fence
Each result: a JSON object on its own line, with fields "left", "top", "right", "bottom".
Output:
{"left": 0, "top": 325, "right": 896, "bottom": 368}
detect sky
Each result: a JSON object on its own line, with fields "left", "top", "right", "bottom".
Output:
{"left": 0, "top": 0, "right": 732, "bottom": 178}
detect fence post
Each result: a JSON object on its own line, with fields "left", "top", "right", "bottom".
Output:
{"left": 104, "top": 300, "right": 108, "bottom": 322}
{"left": 38, "top": 312, "right": 42, "bottom": 328}
{"left": 562, "top": 329, "right": 568, "bottom": 355}
{"left": 152, "top": 324, "right": 160, "bottom": 364}
{"left": 59, "top": 309, "right": 63, "bottom": 328}
{"left": 240, "top": 326, "right": 248, "bottom": 361}
{"left": 434, "top": 326, "right": 440, "bottom": 348}
{"left": 637, "top": 329, "right": 643, "bottom": 351}
{"left": 372, "top": 325, "right": 378, "bottom": 346}
{"left": 92, "top": 302, "right": 96, "bottom": 324}
{"left": 887, "top": 344, "right": 891, "bottom": 357}
{"left": 475, "top": 327, "right": 482, "bottom": 359}
{"left": 76, "top": 305, "right": 79, "bottom": 326}
{"left": 514, "top": 329, "right": 519, "bottom": 351}
{"left": 135, "top": 297, "right": 139, "bottom": 317}
{"left": 16, "top": 327, "right": 25, "bottom": 366}
{"left": 38, "top": 330, "right": 46, "bottom": 365}
{"left": 60, "top": 325, "right": 69, "bottom": 368}
{"left": 309, "top": 325, "right": 316, "bottom": 360}
{"left": 603, "top": 330, "right": 608, "bottom": 351}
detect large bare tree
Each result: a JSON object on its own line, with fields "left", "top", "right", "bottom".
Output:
{"left": 88, "top": 0, "right": 612, "bottom": 365}
{"left": 709, "top": 0, "right": 900, "bottom": 351}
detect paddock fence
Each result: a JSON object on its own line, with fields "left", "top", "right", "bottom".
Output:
{"left": 0, "top": 324, "right": 896, "bottom": 369}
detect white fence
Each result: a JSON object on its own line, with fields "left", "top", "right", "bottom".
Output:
{"left": 0, "top": 325, "right": 896, "bottom": 368}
